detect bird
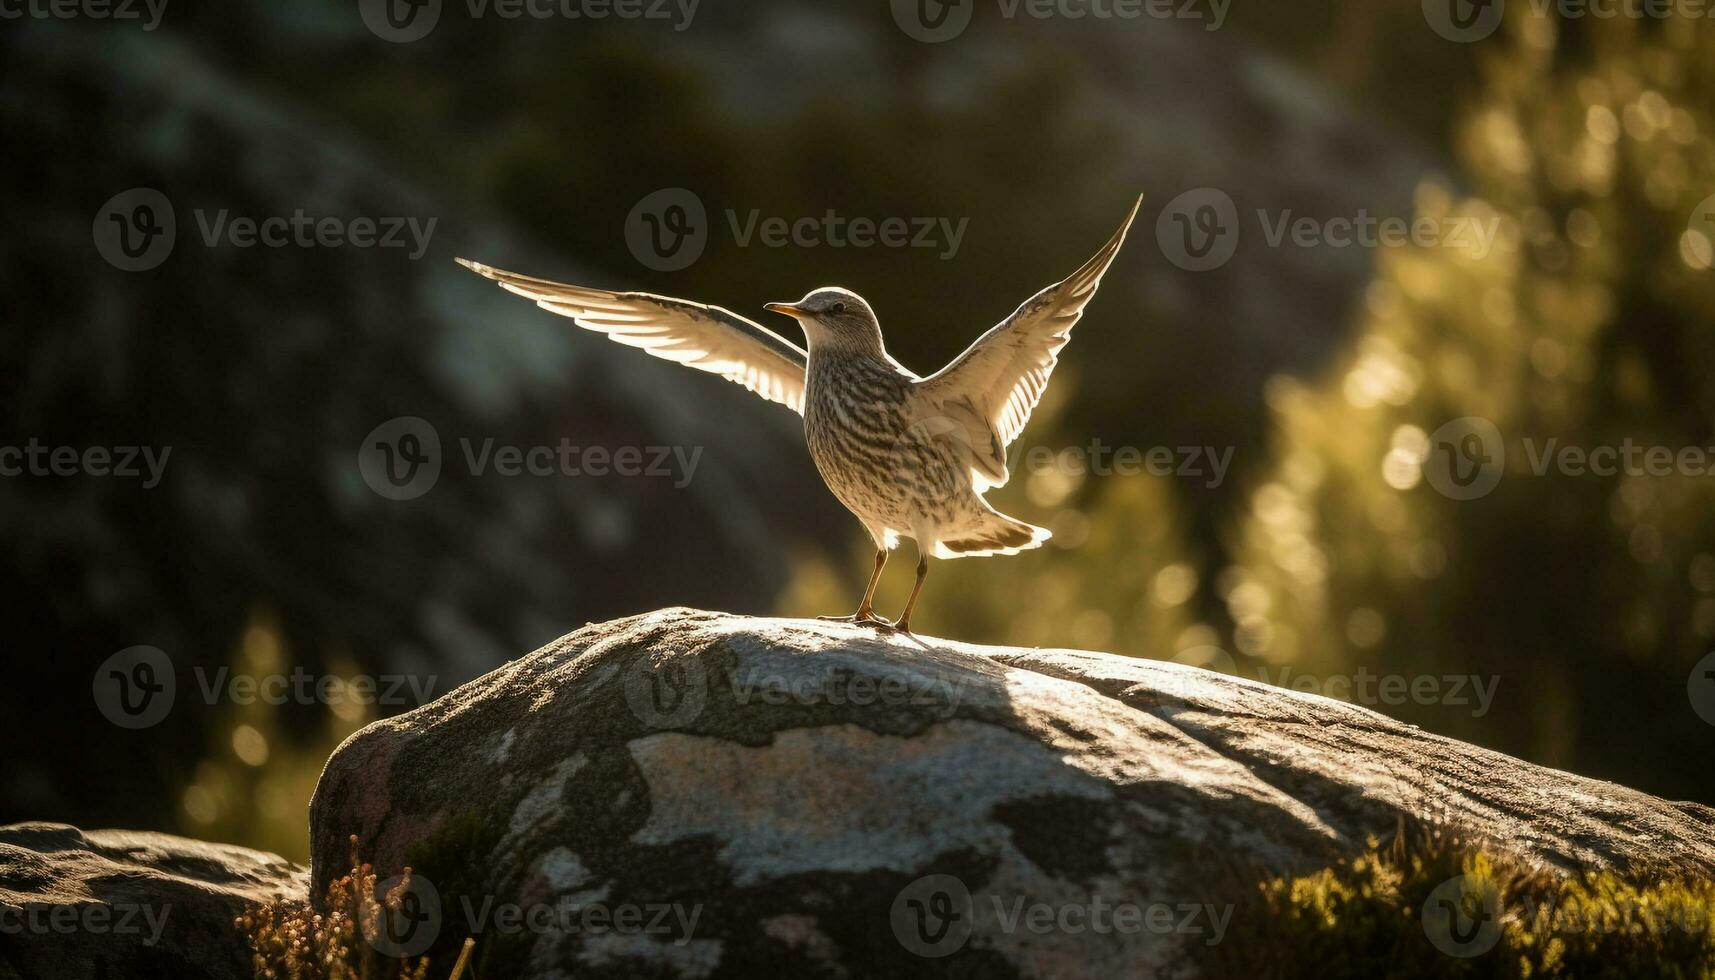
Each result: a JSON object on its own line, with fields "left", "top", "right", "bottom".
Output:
{"left": 456, "top": 195, "right": 1140, "bottom": 634}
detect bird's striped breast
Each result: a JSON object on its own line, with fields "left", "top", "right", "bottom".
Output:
{"left": 803, "top": 353, "right": 969, "bottom": 531}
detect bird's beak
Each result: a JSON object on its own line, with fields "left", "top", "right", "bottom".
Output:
{"left": 764, "top": 301, "right": 804, "bottom": 318}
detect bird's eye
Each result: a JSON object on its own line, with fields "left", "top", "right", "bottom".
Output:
{"left": 830, "top": 302, "right": 847, "bottom": 315}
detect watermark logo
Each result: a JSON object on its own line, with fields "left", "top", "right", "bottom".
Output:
{"left": 94, "top": 188, "right": 176, "bottom": 272}
{"left": 891, "top": 0, "right": 975, "bottom": 42}
{"left": 1423, "top": 417, "right": 1505, "bottom": 500}
{"left": 1420, "top": 420, "right": 1715, "bottom": 500}
{"left": 360, "top": 0, "right": 442, "bottom": 41}
{"left": 359, "top": 417, "right": 443, "bottom": 501}
{"left": 626, "top": 187, "right": 708, "bottom": 272}
{"left": 1157, "top": 191, "right": 1503, "bottom": 271}
{"left": 1423, "top": 874, "right": 1502, "bottom": 956}
{"left": 890, "top": 874, "right": 1233, "bottom": 956}
{"left": 364, "top": 873, "right": 442, "bottom": 958}
{"left": 1423, "top": 0, "right": 1504, "bottom": 42}
{"left": 93, "top": 646, "right": 176, "bottom": 729}
{"left": 358, "top": 418, "right": 703, "bottom": 501}
{"left": 1156, "top": 188, "right": 1239, "bottom": 272}
{"left": 95, "top": 188, "right": 436, "bottom": 269}
{"left": 0, "top": 0, "right": 167, "bottom": 29}
{"left": 623, "top": 656, "right": 710, "bottom": 730}
{"left": 1689, "top": 651, "right": 1715, "bottom": 727}
{"left": 359, "top": 871, "right": 703, "bottom": 954}
{"left": 891, "top": 874, "right": 975, "bottom": 957}
{"left": 93, "top": 646, "right": 437, "bottom": 728}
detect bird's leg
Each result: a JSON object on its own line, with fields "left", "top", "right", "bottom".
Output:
{"left": 883, "top": 555, "right": 930, "bottom": 634}
{"left": 818, "top": 549, "right": 889, "bottom": 625}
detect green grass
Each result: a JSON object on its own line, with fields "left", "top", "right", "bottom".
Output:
{"left": 1203, "top": 821, "right": 1715, "bottom": 979}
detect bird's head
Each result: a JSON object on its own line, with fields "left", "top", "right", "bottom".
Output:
{"left": 765, "top": 288, "right": 881, "bottom": 352}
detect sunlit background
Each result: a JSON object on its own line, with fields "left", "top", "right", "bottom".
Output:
{"left": 4, "top": 1, "right": 1714, "bottom": 861}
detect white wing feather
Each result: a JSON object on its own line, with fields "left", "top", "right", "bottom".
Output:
{"left": 917, "top": 196, "right": 1141, "bottom": 488}
{"left": 456, "top": 258, "right": 809, "bottom": 414}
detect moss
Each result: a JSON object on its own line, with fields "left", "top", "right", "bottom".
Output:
{"left": 1201, "top": 821, "right": 1715, "bottom": 979}
{"left": 399, "top": 809, "right": 514, "bottom": 973}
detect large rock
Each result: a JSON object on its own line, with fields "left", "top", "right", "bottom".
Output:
{"left": 308, "top": 609, "right": 1715, "bottom": 977}
{"left": 0, "top": 823, "right": 305, "bottom": 980}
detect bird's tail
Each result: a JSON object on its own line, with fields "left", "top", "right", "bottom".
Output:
{"left": 934, "top": 507, "right": 1052, "bottom": 559}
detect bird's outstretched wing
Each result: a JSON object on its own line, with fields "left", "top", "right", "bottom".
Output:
{"left": 457, "top": 258, "right": 809, "bottom": 414}
{"left": 916, "top": 196, "right": 1140, "bottom": 489}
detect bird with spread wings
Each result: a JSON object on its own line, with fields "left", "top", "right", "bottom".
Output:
{"left": 458, "top": 194, "right": 1140, "bottom": 633}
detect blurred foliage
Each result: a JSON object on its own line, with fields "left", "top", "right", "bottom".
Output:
{"left": 1226, "top": 13, "right": 1715, "bottom": 798}
{"left": 1205, "top": 819, "right": 1715, "bottom": 978}
{"left": 177, "top": 612, "right": 372, "bottom": 863}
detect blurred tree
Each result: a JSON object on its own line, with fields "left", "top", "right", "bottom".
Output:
{"left": 1226, "top": 15, "right": 1715, "bottom": 802}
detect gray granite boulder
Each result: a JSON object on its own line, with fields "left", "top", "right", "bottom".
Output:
{"left": 307, "top": 608, "right": 1715, "bottom": 977}
{"left": 0, "top": 823, "right": 305, "bottom": 980}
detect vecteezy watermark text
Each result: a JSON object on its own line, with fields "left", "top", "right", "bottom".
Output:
{"left": 191, "top": 209, "right": 436, "bottom": 260}
{"left": 624, "top": 657, "right": 971, "bottom": 730}
{"left": 727, "top": 210, "right": 969, "bottom": 260}
{"left": 890, "top": 874, "right": 1232, "bottom": 958}
{"left": 462, "top": 896, "right": 702, "bottom": 942}
{"left": 890, "top": 0, "right": 1229, "bottom": 43}
{"left": 1161, "top": 648, "right": 1501, "bottom": 718}
{"left": 1416, "top": 417, "right": 1715, "bottom": 501}
{"left": 357, "top": 417, "right": 704, "bottom": 501}
{"left": 92, "top": 645, "right": 437, "bottom": 729}
{"left": 460, "top": 438, "right": 702, "bottom": 488}
{"left": 360, "top": 0, "right": 700, "bottom": 43}
{"left": 624, "top": 188, "right": 969, "bottom": 272}
{"left": 1255, "top": 665, "right": 1499, "bottom": 717}
{"left": 1021, "top": 440, "right": 1234, "bottom": 489}
{"left": 1425, "top": 0, "right": 1715, "bottom": 46}
{"left": 0, "top": 902, "right": 171, "bottom": 947}
{"left": 359, "top": 871, "right": 703, "bottom": 959}
{"left": 0, "top": 0, "right": 167, "bottom": 29}
{"left": 1155, "top": 188, "right": 1504, "bottom": 272}
{"left": 93, "top": 188, "right": 437, "bottom": 272}
{"left": 0, "top": 440, "right": 170, "bottom": 488}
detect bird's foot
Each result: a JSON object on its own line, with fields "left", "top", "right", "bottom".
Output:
{"left": 816, "top": 611, "right": 890, "bottom": 628}
{"left": 874, "top": 619, "right": 914, "bottom": 636}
